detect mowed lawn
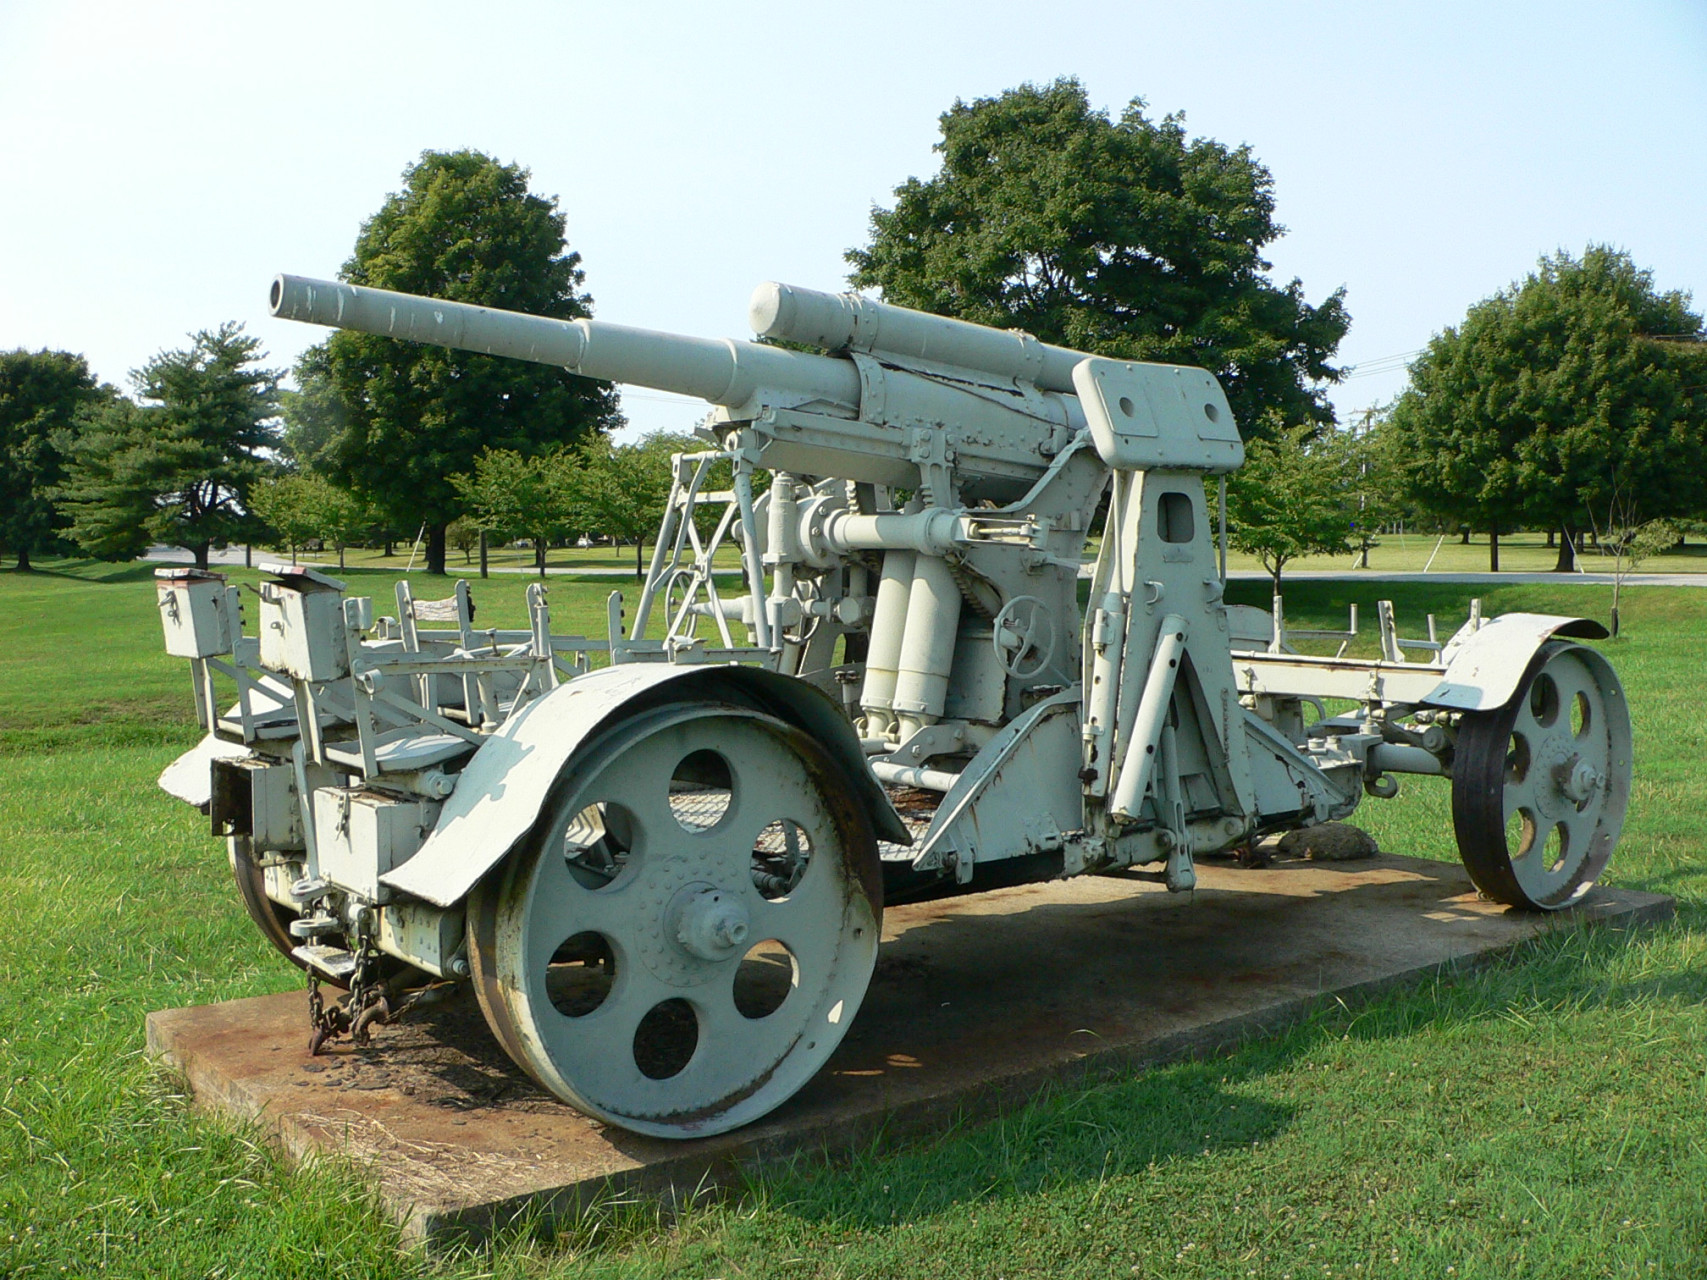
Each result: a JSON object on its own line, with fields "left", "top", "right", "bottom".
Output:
{"left": 1, "top": 561, "right": 1703, "bottom": 1278}
{"left": 247, "top": 526, "right": 1707, "bottom": 580}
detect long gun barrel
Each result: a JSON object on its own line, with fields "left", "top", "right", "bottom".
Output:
{"left": 749, "top": 282, "right": 1089, "bottom": 394}
{"left": 269, "top": 273, "right": 1118, "bottom": 493}
{"left": 270, "top": 274, "right": 863, "bottom": 411}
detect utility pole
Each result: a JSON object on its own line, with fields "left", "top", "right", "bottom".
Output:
{"left": 1354, "top": 407, "right": 1377, "bottom": 570}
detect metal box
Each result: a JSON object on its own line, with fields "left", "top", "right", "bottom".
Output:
{"left": 258, "top": 565, "right": 348, "bottom": 682}
{"left": 312, "top": 787, "right": 440, "bottom": 902}
{"left": 155, "top": 569, "right": 231, "bottom": 658}
{"left": 378, "top": 901, "right": 466, "bottom": 977}
{"left": 210, "top": 756, "right": 303, "bottom": 851}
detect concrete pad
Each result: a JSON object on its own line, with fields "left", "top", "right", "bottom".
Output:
{"left": 146, "top": 853, "right": 1671, "bottom": 1247}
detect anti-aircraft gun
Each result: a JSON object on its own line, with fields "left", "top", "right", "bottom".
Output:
{"left": 152, "top": 272, "right": 1633, "bottom": 1137}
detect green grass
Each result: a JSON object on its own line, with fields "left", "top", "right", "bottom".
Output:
{"left": 1225, "top": 529, "right": 1707, "bottom": 577}
{"left": 1, "top": 561, "right": 1704, "bottom": 1277}
{"left": 243, "top": 528, "right": 1707, "bottom": 579}
{"left": 243, "top": 538, "right": 744, "bottom": 578}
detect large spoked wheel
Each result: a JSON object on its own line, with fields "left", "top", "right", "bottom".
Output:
{"left": 1451, "top": 642, "right": 1632, "bottom": 910}
{"left": 469, "top": 702, "right": 882, "bottom": 1137}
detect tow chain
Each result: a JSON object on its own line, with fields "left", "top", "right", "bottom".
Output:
{"left": 306, "top": 915, "right": 447, "bottom": 1054}
{"left": 307, "top": 915, "right": 387, "bottom": 1055}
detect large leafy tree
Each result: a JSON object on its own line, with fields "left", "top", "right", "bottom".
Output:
{"left": 848, "top": 78, "right": 1349, "bottom": 435}
{"left": 313, "top": 149, "right": 622, "bottom": 575}
{"left": 0, "top": 350, "right": 108, "bottom": 570}
{"left": 1389, "top": 246, "right": 1707, "bottom": 571}
{"left": 57, "top": 324, "right": 280, "bottom": 569}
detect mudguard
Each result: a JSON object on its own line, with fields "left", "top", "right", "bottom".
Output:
{"left": 382, "top": 662, "right": 907, "bottom": 908}
{"left": 158, "top": 733, "right": 252, "bottom": 807}
{"left": 1421, "top": 613, "right": 1609, "bottom": 713}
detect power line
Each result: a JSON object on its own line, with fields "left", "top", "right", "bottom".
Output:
{"left": 1340, "top": 349, "right": 1424, "bottom": 380}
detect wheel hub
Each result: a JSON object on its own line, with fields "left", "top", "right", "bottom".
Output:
{"left": 1532, "top": 738, "right": 1577, "bottom": 820}
{"left": 1560, "top": 757, "right": 1603, "bottom": 806}
{"left": 1536, "top": 742, "right": 1603, "bottom": 818}
{"left": 669, "top": 884, "right": 750, "bottom": 961}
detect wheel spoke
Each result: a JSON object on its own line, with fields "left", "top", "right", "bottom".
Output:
{"left": 1508, "top": 821, "right": 1558, "bottom": 895}
{"left": 696, "top": 966, "right": 815, "bottom": 1076}
{"left": 749, "top": 856, "right": 851, "bottom": 969}
{"left": 522, "top": 839, "right": 653, "bottom": 971}
{"left": 1546, "top": 654, "right": 1612, "bottom": 758}
{"left": 1500, "top": 768, "right": 1543, "bottom": 826}
{"left": 530, "top": 961, "right": 684, "bottom": 1103}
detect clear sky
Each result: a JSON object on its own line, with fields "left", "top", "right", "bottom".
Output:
{"left": 2, "top": 0, "right": 1703, "bottom": 440}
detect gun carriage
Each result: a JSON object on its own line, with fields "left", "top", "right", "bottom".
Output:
{"left": 153, "top": 273, "right": 1632, "bottom": 1137}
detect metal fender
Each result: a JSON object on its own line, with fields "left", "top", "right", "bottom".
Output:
{"left": 158, "top": 733, "right": 252, "bottom": 807}
{"left": 1420, "top": 613, "right": 1609, "bottom": 713}
{"left": 382, "top": 662, "right": 907, "bottom": 908}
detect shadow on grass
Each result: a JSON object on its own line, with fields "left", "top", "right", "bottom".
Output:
{"left": 756, "top": 894, "right": 1700, "bottom": 1235}
{"left": 758, "top": 1057, "right": 1297, "bottom": 1232}
{"left": 24, "top": 557, "right": 166, "bottom": 585}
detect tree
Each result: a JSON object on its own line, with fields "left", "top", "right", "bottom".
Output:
{"left": 450, "top": 447, "right": 577, "bottom": 578}
{"left": 249, "top": 472, "right": 323, "bottom": 561}
{"left": 1223, "top": 421, "right": 1355, "bottom": 593}
{"left": 316, "top": 482, "right": 372, "bottom": 571}
{"left": 0, "top": 350, "right": 107, "bottom": 570}
{"left": 848, "top": 78, "right": 1349, "bottom": 435}
{"left": 312, "top": 149, "right": 623, "bottom": 576}
{"left": 1344, "top": 407, "right": 1416, "bottom": 569}
{"left": 1388, "top": 247, "right": 1707, "bottom": 571}
{"left": 565, "top": 434, "right": 678, "bottom": 579}
{"left": 57, "top": 324, "right": 280, "bottom": 569}
{"left": 1596, "top": 511, "right": 1675, "bottom": 639}
{"left": 48, "top": 397, "right": 157, "bottom": 562}
{"left": 447, "top": 517, "right": 480, "bottom": 566}
{"left": 278, "top": 347, "right": 346, "bottom": 474}
{"left": 250, "top": 471, "right": 372, "bottom": 568}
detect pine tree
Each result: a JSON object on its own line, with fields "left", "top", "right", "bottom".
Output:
{"left": 58, "top": 324, "right": 281, "bottom": 569}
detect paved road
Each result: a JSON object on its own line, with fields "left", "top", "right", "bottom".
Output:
{"left": 1222, "top": 569, "right": 1707, "bottom": 588}
{"left": 142, "top": 546, "right": 1707, "bottom": 588}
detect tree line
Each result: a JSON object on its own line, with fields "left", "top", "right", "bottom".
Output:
{"left": 4, "top": 79, "right": 1702, "bottom": 587}
{"left": 0, "top": 151, "right": 661, "bottom": 576}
